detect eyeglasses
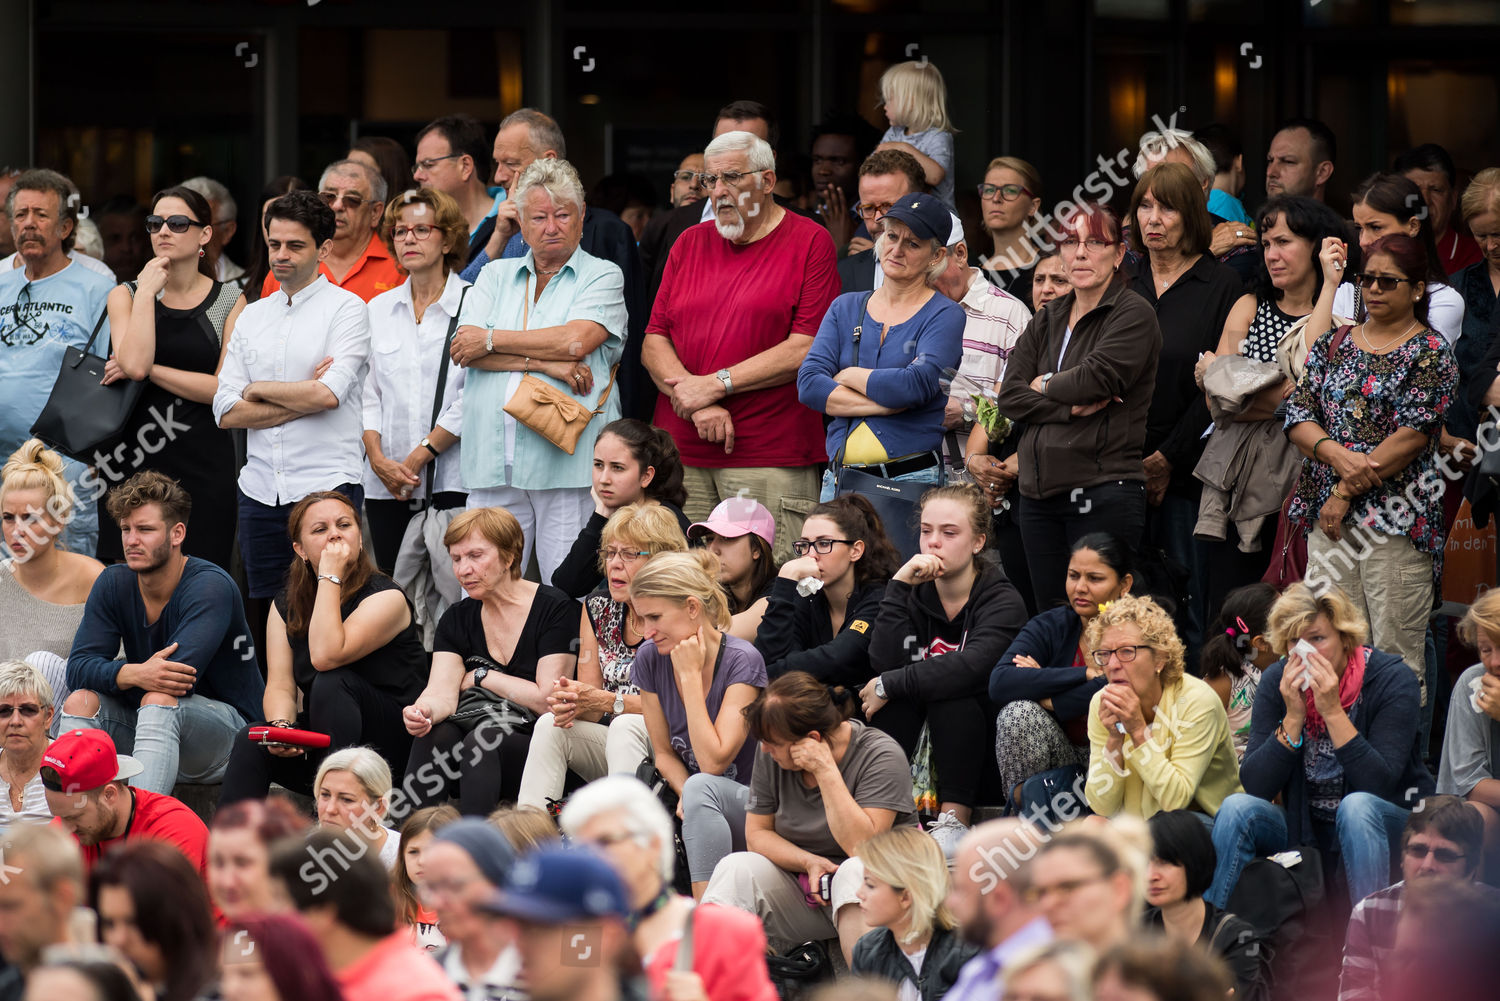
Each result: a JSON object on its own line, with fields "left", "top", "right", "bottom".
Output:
{"left": 319, "top": 191, "right": 367, "bottom": 210}
{"left": 1022, "top": 874, "right": 1111, "bottom": 904}
{"left": 697, "top": 169, "right": 769, "bottom": 190}
{"left": 791, "top": 538, "right": 855, "bottom": 556}
{"left": 977, "top": 183, "right": 1033, "bottom": 202}
{"left": 855, "top": 201, "right": 896, "bottom": 222}
{"left": 1352, "top": 273, "right": 1415, "bottom": 293}
{"left": 412, "top": 153, "right": 463, "bottom": 175}
{"left": 392, "top": 224, "right": 436, "bottom": 242}
{"left": 418, "top": 876, "right": 478, "bottom": 903}
{"left": 599, "top": 547, "right": 651, "bottom": 564}
{"left": 0, "top": 703, "right": 42, "bottom": 719}
{"left": 672, "top": 171, "right": 704, "bottom": 185}
{"left": 1090, "top": 644, "right": 1154, "bottom": 667}
{"left": 1403, "top": 842, "right": 1465, "bottom": 864}
{"left": 144, "top": 214, "right": 205, "bottom": 234}
{"left": 1059, "top": 237, "right": 1114, "bottom": 253}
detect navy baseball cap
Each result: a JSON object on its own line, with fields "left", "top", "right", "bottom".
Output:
{"left": 477, "top": 846, "right": 630, "bottom": 924}
{"left": 880, "top": 192, "right": 952, "bottom": 244}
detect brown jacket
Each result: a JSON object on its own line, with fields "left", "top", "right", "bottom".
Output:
{"left": 997, "top": 274, "right": 1161, "bottom": 500}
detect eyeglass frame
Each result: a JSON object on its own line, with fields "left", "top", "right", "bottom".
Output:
{"left": 392, "top": 224, "right": 438, "bottom": 242}
{"left": 1402, "top": 841, "right": 1466, "bottom": 864}
{"left": 854, "top": 201, "right": 896, "bottom": 222}
{"left": 976, "top": 182, "right": 1034, "bottom": 202}
{"left": 1058, "top": 236, "right": 1116, "bottom": 253}
{"left": 0, "top": 702, "right": 43, "bottom": 719}
{"left": 144, "top": 214, "right": 206, "bottom": 234}
{"left": 412, "top": 153, "right": 464, "bottom": 176}
{"left": 697, "top": 168, "right": 770, "bottom": 190}
{"left": 319, "top": 190, "right": 370, "bottom": 210}
{"left": 1090, "top": 644, "right": 1155, "bottom": 667}
{"left": 791, "top": 538, "right": 856, "bottom": 556}
{"left": 1021, "top": 873, "right": 1114, "bottom": 904}
{"left": 672, "top": 170, "right": 706, "bottom": 185}
{"left": 599, "top": 547, "right": 651, "bottom": 565}
{"left": 1351, "top": 272, "right": 1417, "bottom": 294}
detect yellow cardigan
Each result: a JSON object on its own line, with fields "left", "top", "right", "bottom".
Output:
{"left": 1084, "top": 673, "right": 1244, "bottom": 819}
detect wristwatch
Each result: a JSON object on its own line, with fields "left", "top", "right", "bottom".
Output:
{"left": 420, "top": 436, "right": 439, "bottom": 457}
{"left": 317, "top": 574, "right": 342, "bottom": 585}
{"left": 473, "top": 666, "right": 490, "bottom": 687}
{"left": 716, "top": 368, "right": 734, "bottom": 395}
{"left": 874, "top": 678, "right": 887, "bottom": 700}
{"left": 613, "top": 691, "right": 625, "bottom": 715}
{"left": 1040, "top": 372, "right": 1055, "bottom": 394}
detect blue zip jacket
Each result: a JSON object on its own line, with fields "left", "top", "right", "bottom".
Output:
{"left": 988, "top": 605, "right": 1105, "bottom": 722}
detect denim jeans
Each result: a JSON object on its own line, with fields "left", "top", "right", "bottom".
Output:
{"left": 819, "top": 463, "right": 943, "bottom": 503}
{"left": 61, "top": 691, "right": 244, "bottom": 794}
{"left": 1207, "top": 793, "right": 1289, "bottom": 908}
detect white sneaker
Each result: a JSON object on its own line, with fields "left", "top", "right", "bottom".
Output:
{"left": 926, "top": 810, "right": 968, "bottom": 865}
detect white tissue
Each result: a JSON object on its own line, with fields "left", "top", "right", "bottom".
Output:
{"left": 1292, "top": 639, "right": 1317, "bottom": 690}
{"left": 795, "top": 576, "right": 824, "bottom": 598}
{"left": 1470, "top": 676, "right": 1485, "bottom": 713}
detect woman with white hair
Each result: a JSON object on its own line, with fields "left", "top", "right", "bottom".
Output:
{"left": 447, "top": 157, "right": 627, "bottom": 584}
{"left": 798, "top": 192, "right": 966, "bottom": 508}
{"left": 0, "top": 659, "right": 58, "bottom": 826}
{"left": 561, "top": 775, "right": 779, "bottom": 1001}
{"left": 313, "top": 746, "right": 399, "bottom": 871}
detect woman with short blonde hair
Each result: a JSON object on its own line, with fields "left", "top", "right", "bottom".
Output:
{"left": 314, "top": 746, "right": 399, "bottom": 870}
{"left": 851, "top": 827, "right": 976, "bottom": 1000}
{"left": 1208, "top": 582, "right": 1432, "bottom": 908}
{"left": 1082, "top": 594, "right": 1241, "bottom": 821}
{"left": 0, "top": 659, "right": 56, "bottom": 825}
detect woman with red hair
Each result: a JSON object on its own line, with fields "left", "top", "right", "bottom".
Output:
{"left": 222, "top": 913, "right": 347, "bottom": 1001}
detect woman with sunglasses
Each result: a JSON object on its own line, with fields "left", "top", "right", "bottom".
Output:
{"left": 1285, "top": 233, "right": 1457, "bottom": 694}
{"left": 1082, "top": 594, "right": 1241, "bottom": 821}
{"left": 977, "top": 156, "right": 1044, "bottom": 302}
{"left": 756, "top": 495, "right": 900, "bottom": 688}
{"left": 0, "top": 659, "right": 59, "bottom": 826}
{"left": 99, "top": 185, "right": 243, "bottom": 569}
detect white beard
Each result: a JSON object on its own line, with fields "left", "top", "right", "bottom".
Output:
{"left": 714, "top": 210, "right": 745, "bottom": 241}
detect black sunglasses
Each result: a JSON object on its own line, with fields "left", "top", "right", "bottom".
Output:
{"left": 1352, "top": 273, "right": 1416, "bottom": 294}
{"left": 145, "top": 214, "right": 205, "bottom": 234}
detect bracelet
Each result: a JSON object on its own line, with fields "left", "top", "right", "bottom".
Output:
{"left": 268, "top": 719, "right": 294, "bottom": 728}
{"left": 1277, "top": 722, "right": 1304, "bottom": 750}
{"left": 524, "top": 356, "right": 531, "bottom": 373}
{"left": 1312, "top": 435, "right": 1333, "bottom": 461}
{"left": 1331, "top": 485, "right": 1350, "bottom": 502}
{"left": 484, "top": 329, "right": 494, "bottom": 354}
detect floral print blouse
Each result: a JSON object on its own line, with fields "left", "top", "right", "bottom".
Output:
{"left": 585, "top": 592, "right": 642, "bottom": 695}
{"left": 1284, "top": 326, "right": 1457, "bottom": 556}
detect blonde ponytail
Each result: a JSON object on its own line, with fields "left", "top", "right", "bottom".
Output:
{"left": 1, "top": 439, "right": 75, "bottom": 523}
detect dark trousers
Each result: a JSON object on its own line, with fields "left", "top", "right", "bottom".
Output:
{"left": 238, "top": 482, "right": 364, "bottom": 599}
{"left": 870, "top": 693, "right": 997, "bottom": 808}
{"left": 365, "top": 491, "right": 467, "bottom": 574}
{"left": 219, "top": 669, "right": 412, "bottom": 806}
{"left": 403, "top": 715, "right": 534, "bottom": 817}
{"left": 1018, "top": 480, "right": 1147, "bottom": 612}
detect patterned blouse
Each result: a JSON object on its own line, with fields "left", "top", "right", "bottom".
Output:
{"left": 1284, "top": 327, "right": 1458, "bottom": 557}
{"left": 585, "top": 592, "right": 642, "bottom": 695}
{"left": 1244, "top": 298, "right": 1301, "bottom": 364}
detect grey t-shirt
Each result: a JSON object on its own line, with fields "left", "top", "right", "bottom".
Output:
{"left": 1437, "top": 663, "right": 1499, "bottom": 797}
{"left": 747, "top": 720, "right": 919, "bottom": 862}
{"left": 632, "top": 633, "right": 767, "bottom": 783}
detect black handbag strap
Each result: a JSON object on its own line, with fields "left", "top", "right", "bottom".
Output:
{"left": 423, "top": 284, "right": 469, "bottom": 496}
{"left": 77, "top": 303, "right": 110, "bottom": 359}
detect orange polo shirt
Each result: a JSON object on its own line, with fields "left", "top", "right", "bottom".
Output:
{"left": 261, "top": 232, "right": 403, "bottom": 303}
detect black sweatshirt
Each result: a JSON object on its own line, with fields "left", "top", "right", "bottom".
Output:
{"left": 755, "top": 576, "right": 886, "bottom": 688}
{"left": 550, "top": 502, "right": 693, "bottom": 599}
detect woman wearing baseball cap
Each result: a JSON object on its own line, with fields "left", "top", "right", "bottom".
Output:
{"left": 688, "top": 496, "right": 778, "bottom": 640}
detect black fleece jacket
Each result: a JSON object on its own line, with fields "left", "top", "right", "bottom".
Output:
{"left": 756, "top": 575, "right": 886, "bottom": 688}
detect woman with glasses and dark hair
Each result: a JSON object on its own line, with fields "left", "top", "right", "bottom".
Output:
{"left": 1285, "top": 233, "right": 1457, "bottom": 694}
{"left": 1082, "top": 594, "right": 1241, "bottom": 820}
{"left": 360, "top": 186, "right": 471, "bottom": 573}
{"left": 977, "top": 156, "right": 1043, "bottom": 302}
{"left": 516, "top": 502, "right": 688, "bottom": 810}
{"left": 996, "top": 201, "right": 1162, "bottom": 612}
{"left": 757, "top": 494, "right": 900, "bottom": 687}
{"left": 97, "top": 184, "right": 242, "bottom": 569}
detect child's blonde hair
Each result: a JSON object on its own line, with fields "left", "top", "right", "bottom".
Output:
{"left": 878, "top": 60, "right": 955, "bottom": 134}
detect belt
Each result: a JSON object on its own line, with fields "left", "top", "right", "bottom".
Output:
{"left": 841, "top": 450, "right": 941, "bottom": 479}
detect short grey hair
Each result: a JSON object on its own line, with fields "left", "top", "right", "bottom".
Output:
{"left": 0, "top": 659, "right": 55, "bottom": 711}
{"left": 500, "top": 108, "right": 568, "bottom": 160}
{"left": 4, "top": 823, "right": 82, "bottom": 894}
{"left": 1132, "top": 129, "right": 1216, "bottom": 185}
{"left": 7, "top": 169, "right": 81, "bottom": 253}
{"left": 319, "top": 159, "right": 387, "bottom": 204}
{"left": 704, "top": 131, "right": 776, "bottom": 174}
{"left": 73, "top": 218, "right": 104, "bottom": 263}
{"left": 512, "top": 158, "right": 586, "bottom": 217}
{"left": 181, "top": 175, "right": 237, "bottom": 223}
{"left": 559, "top": 776, "right": 676, "bottom": 883}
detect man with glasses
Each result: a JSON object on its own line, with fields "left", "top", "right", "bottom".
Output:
{"left": 414, "top": 113, "right": 502, "bottom": 267}
{"left": 0, "top": 169, "right": 114, "bottom": 557}
{"left": 643, "top": 130, "right": 838, "bottom": 563}
{"left": 836, "top": 149, "right": 927, "bottom": 293}
{"left": 1339, "top": 795, "right": 1497, "bottom": 1001}
{"left": 262, "top": 160, "right": 399, "bottom": 304}
{"left": 669, "top": 153, "right": 707, "bottom": 208}
{"left": 945, "top": 820, "right": 1053, "bottom": 1001}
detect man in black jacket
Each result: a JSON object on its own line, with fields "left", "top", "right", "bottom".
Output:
{"left": 837, "top": 149, "right": 927, "bottom": 293}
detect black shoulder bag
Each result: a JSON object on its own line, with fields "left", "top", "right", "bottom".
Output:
{"left": 31, "top": 301, "right": 146, "bottom": 462}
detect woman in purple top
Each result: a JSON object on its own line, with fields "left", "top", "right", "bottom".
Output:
{"left": 630, "top": 549, "right": 767, "bottom": 898}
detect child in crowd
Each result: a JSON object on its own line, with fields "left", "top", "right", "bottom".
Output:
{"left": 877, "top": 60, "right": 957, "bottom": 209}
{"left": 394, "top": 805, "right": 460, "bottom": 951}
{"left": 1200, "top": 583, "right": 1279, "bottom": 761}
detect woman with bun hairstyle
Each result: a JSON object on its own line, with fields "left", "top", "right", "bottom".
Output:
{"left": 757, "top": 495, "right": 900, "bottom": 687}
{"left": 0, "top": 439, "right": 104, "bottom": 703}
{"left": 552, "top": 419, "right": 692, "bottom": 599}
{"left": 629, "top": 549, "right": 767, "bottom": 897}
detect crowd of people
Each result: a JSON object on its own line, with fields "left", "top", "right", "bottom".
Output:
{"left": 3, "top": 56, "right": 1500, "bottom": 1001}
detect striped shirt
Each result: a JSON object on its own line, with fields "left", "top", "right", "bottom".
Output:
{"left": 949, "top": 268, "right": 1032, "bottom": 462}
{"left": 1339, "top": 880, "right": 1403, "bottom": 1001}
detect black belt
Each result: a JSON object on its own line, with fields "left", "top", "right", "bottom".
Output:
{"left": 840, "top": 450, "right": 941, "bottom": 479}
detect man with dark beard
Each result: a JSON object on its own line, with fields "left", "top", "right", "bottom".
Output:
{"left": 60, "top": 472, "right": 263, "bottom": 796}
{"left": 943, "top": 820, "right": 1054, "bottom": 1001}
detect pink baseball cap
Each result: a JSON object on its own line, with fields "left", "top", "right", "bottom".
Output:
{"left": 688, "top": 496, "right": 775, "bottom": 547}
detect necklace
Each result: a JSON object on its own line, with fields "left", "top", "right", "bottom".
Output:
{"left": 536, "top": 264, "right": 563, "bottom": 276}
{"left": 1358, "top": 319, "right": 1418, "bottom": 353}
{"left": 1155, "top": 257, "right": 1191, "bottom": 290}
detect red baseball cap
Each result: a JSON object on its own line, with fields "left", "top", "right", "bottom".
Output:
{"left": 41, "top": 728, "right": 144, "bottom": 794}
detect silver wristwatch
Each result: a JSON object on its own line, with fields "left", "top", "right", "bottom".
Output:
{"left": 716, "top": 368, "right": 734, "bottom": 395}
{"left": 874, "top": 678, "right": 887, "bottom": 700}
{"left": 613, "top": 691, "right": 625, "bottom": 715}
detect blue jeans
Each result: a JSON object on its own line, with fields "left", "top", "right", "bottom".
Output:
{"left": 819, "top": 463, "right": 943, "bottom": 503}
{"left": 1208, "top": 791, "right": 1408, "bottom": 908}
{"left": 61, "top": 691, "right": 244, "bottom": 794}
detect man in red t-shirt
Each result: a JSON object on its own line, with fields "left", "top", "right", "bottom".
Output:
{"left": 40, "top": 727, "right": 208, "bottom": 875}
{"left": 643, "top": 130, "right": 840, "bottom": 562}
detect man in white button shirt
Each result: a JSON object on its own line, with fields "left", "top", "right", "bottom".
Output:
{"left": 213, "top": 191, "right": 371, "bottom": 608}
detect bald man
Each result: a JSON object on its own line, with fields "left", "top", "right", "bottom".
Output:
{"left": 944, "top": 820, "right": 1054, "bottom": 1001}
